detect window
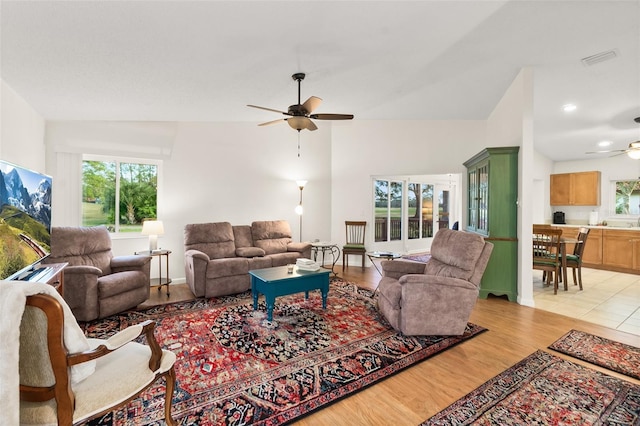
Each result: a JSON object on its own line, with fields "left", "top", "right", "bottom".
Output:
{"left": 375, "top": 179, "right": 436, "bottom": 242}
{"left": 82, "top": 157, "right": 160, "bottom": 233}
{"left": 375, "top": 180, "right": 403, "bottom": 242}
{"left": 615, "top": 180, "right": 640, "bottom": 214}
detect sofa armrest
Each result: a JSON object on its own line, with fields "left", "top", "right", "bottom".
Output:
{"left": 184, "top": 249, "right": 210, "bottom": 297}
{"left": 381, "top": 260, "right": 426, "bottom": 280}
{"left": 111, "top": 255, "right": 152, "bottom": 272}
{"left": 287, "top": 242, "right": 312, "bottom": 258}
{"left": 287, "top": 242, "right": 311, "bottom": 253}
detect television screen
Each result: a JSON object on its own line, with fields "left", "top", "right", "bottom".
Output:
{"left": 0, "top": 159, "right": 52, "bottom": 280}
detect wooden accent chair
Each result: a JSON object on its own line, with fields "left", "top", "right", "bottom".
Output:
{"left": 342, "top": 221, "right": 367, "bottom": 271}
{"left": 19, "top": 292, "right": 177, "bottom": 425}
{"left": 533, "top": 226, "right": 563, "bottom": 294}
{"left": 564, "top": 227, "right": 590, "bottom": 290}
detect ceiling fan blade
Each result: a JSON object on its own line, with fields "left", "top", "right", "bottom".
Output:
{"left": 585, "top": 149, "right": 627, "bottom": 154}
{"left": 305, "top": 119, "right": 318, "bottom": 131}
{"left": 310, "top": 113, "right": 354, "bottom": 120}
{"left": 258, "top": 118, "right": 285, "bottom": 127}
{"left": 247, "top": 104, "right": 289, "bottom": 115}
{"left": 302, "top": 96, "right": 322, "bottom": 114}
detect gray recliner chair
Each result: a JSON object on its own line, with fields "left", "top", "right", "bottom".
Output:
{"left": 377, "top": 229, "right": 493, "bottom": 336}
{"left": 43, "top": 226, "right": 152, "bottom": 321}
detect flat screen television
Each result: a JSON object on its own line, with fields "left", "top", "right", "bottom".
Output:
{"left": 0, "top": 159, "right": 52, "bottom": 280}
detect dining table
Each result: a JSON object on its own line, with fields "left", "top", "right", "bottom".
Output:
{"left": 533, "top": 231, "right": 582, "bottom": 292}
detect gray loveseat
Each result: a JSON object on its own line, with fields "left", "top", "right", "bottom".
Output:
{"left": 184, "top": 220, "right": 312, "bottom": 298}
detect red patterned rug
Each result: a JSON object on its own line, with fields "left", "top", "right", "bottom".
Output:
{"left": 549, "top": 329, "right": 640, "bottom": 380}
{"left": 421, "top": 350, "right": 640, "bottom": 425}
{"left": 80, "top": 279, "right": 486, "bottom": 425}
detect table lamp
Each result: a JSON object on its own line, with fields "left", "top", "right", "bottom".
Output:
{"left": 141, "top": 220, "right": 164, "bottom": 252}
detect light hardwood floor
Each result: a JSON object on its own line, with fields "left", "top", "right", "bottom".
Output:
{"left": 141, "top": 267, "right": 640, "bottom": 426}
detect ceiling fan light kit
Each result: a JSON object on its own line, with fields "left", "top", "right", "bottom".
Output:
{"left": 247, "top": 72, "right": 354, "bottom": 133}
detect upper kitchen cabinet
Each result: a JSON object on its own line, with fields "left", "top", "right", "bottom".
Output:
{"left": 550, "top": 171, "right": 601, "bottom": 206}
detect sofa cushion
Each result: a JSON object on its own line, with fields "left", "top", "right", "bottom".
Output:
{"left": 251, "top": 220, "right": 293, "bottom": 255}
{"left": 233, "top": 225, "right": 254, "bottom": 248}
{"left": 424, "top": 229, "right": 486, "bottom": 281}
{"left": 184, "top": 222, "right": 236, "bottom": 259}
{"left": 236, "top": 247, "right": 266, "bottom": 258}
{"left": 206, "top": 258, "right": 249, "bottom": 279}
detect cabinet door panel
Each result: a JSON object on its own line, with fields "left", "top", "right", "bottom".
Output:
{"left": 571, "top": 172, "right": 600, "bottom": 205}
{"left": 582, "top": 230, "right": 602, "bottom": 265}
{"left": 550, "top": 174, "right": 571, "bottom": 206}
{"left": 602, "top": 230, "right": 636, "bottom": 269}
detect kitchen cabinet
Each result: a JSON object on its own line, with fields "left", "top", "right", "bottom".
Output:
{"left": 464, "top": 146, "right": 519, "bottom": 301}
{"left": 602, "top": 229, "right": 640, "bottom": 272}
{"left": 550, "top": 171, "right": 600, "bottom": 206}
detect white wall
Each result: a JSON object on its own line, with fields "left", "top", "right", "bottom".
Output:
{"left": 0, "top": 80, "right": 46, "bottom": 170}
{"left": 331, "top": 119, "right": 487, "bottom": 258}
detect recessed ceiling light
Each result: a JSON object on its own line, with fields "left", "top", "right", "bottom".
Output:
{"left": 598, "top": 140, "right": 612, "bottom": 147}
{"left": 562, "top": 104, "right": 577, "bottom": 112}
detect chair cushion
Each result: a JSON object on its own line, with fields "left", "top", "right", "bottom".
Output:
{"left": 424, "top": 229, "right": 486, "bottom": 281}
{"left": 48, "top": 226, "right": 114, "bottom": 275}
{"left": 20, "top": 340, "right": 176, "bottom": 425}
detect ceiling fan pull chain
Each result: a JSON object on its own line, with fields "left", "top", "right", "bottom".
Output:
{"left": 297, "top": 130, "right": 301, "bottom": 157}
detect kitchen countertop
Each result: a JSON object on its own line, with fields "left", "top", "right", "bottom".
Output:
{"left": 552, "top": 224, "right": 640, "bottom": 231}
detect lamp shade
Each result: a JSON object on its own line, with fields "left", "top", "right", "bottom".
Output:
{"left": 141, "top": 220, "right": 164, "bottom": 236}
{"left": 628, "top": 142, "right": 640, "bottom": 159}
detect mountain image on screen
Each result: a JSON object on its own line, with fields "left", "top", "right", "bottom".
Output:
{"left": 0, "top": 160, "right": 52, "bottom": 280}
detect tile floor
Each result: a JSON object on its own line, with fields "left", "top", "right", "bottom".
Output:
{"left": 533, "top": 268, "right": 640, "bottom": 337}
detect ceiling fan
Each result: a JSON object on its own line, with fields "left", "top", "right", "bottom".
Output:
{"left": 585, "top": 117, "right": 640, "bottom": 159}
{"left": 247, "top": 73, "right": 354, "bottom": 131}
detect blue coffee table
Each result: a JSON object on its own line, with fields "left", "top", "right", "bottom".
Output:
{"left": 249, "top": 265, "right": 330, "bottom": 322}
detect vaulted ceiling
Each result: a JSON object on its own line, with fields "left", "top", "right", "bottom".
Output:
{"left": 2, "top": 1, "right": 639, "bottom": 161}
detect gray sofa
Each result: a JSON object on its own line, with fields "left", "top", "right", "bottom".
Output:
{"left": 184, "top": 220, "right": 312, "bottom": 298}
{"left": 377, "top": 229, "right": 493, "bottom": 336}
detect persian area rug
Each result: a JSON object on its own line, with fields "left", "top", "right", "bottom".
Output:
{"left": 402, "top": 253, "right": 431, "bottom": 263}
{"left": 549, "top": 329, "right": 640, "bottom": 380}
{"left": 421, "top": 350, "right": 640, "bottom": 426}
{"left": 80, "top": 279, "right": 486, "bottom": 425}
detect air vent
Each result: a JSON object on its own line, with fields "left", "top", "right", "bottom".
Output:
{"left": 581, "top": 49, "right": 619, "bottom": 66}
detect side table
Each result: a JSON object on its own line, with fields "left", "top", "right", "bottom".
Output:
{"left": 366, "top": 251, "right": 402, "bottom": 275}
{"left": 311, "top": 242, "right": 340, "bottom": 275}
{"left": 135, "top": 249, "right": 171, "bottom": 296}
{"left": 27, "top": 262, "right": 68, "bottom": 296}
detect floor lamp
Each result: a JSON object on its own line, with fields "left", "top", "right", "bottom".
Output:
{"left": 295, "top": 180, "right": 307, "bottom": 242}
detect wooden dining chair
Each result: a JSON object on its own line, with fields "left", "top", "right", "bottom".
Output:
{"left": 533, "top": 227, "right": 563, "bottom": 294}
{"left": 343, "top": 221, "right": 367, "bottom": 271}
{"left": 563, "top": 227, "right": 590, "bottom": 290}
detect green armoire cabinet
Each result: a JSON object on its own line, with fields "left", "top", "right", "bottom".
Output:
{"left": 463, "top": 146, "right": 519, "bottom": 301}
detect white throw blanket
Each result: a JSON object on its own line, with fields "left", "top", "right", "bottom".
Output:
{"left": 0, "top": 280, "right": 95, "bottom": 426}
